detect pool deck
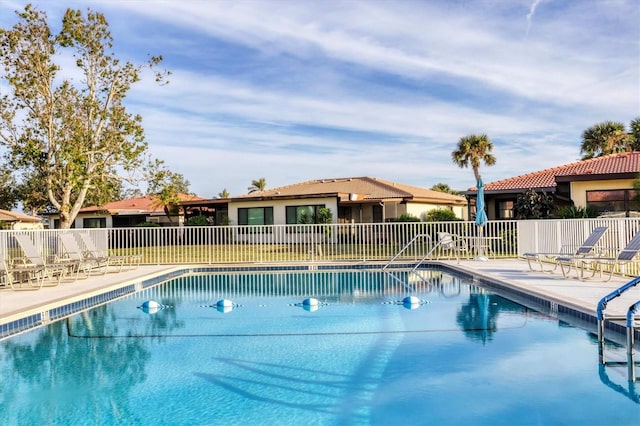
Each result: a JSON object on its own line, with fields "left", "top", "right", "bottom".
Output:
{"left": 446, "top": 259, "right": 639, "bottom": 319}
{"left": 0, "top": 259, "right": 638, "bottom": 331}
{"left": 0, "top": 265, "right": 181, "bottom": 322}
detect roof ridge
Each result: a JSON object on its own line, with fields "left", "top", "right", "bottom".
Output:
{"left": 365, "top": 177, "right": 415, "bottom": 196}
{"left": 480, "top": 151, "right": 640, "bottom": 191}
{"left": 253, "top": 176, "right": 372, "bottom": 194}
{"left": 488, "top": 152, "right": 639, "bottom": 185}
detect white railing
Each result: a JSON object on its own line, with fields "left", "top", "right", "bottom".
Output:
{"left": 1, "top": 218, "right": 638, "bottom": 274}
{"left": 107, "top": 221, "right": 518, "bottom": 264}
{"left": 0, "top": 221, "right": 517, "bottom": 267}
{"left": 517, "top": 218, "right": 640, "bottom": 276}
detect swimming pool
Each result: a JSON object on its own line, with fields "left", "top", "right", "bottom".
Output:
{"left": 0, "top": 267, "right": 638, "bottom": 425}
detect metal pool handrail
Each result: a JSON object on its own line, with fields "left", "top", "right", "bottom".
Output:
{"left": 382, "top": 233, "right": 432, "bottom": 270}
{"left": 596, "top": 275, "right": 640, "bottom": 369}
{"left": 627, "top": 300, "right": 640, "bottom": 382}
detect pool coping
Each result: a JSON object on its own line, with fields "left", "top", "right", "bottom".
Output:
{"left": 1, "top": 260, "right": 638, "bottom": 345}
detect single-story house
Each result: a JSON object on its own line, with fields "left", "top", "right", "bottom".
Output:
{"left": 0, "top": 209, "right": 43, "bottom": 230}
{"left": 180, "top": 176, "right": 468, "bottom": 225}
{"left": 464, "top": 152, "right": 640, "bottom": 220}
{"left": 47, "top": 193, "right": 205, "bottom": 228}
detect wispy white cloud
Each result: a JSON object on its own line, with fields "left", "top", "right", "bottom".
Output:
{"left": 526, "top": 0, "right": 543, "bottom": 38}
{"left": 110, "top": 1, "right": 637, "bottom": 111}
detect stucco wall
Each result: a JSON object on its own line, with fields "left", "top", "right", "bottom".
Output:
{"left": 228, "top": 197, "right": 339, "bottom": 225}
{"left": 47, "top": 213, "right": 115, "bottom": 228}
{"left": 405, "top": 203, "right": 467, "bottom": 221}
{"left": 74, "top": 214, "right": 114, "bottom": 228}
{"left": 570, "top": 179, "right": 634, "bottom": 207}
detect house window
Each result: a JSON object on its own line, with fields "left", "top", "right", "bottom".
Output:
{"left": 286, "top": 205, "right": 325, "bottom": 224}
{"left": 53, "top": 219, "right": 76, "bottom": 229}
{"left": 497, "top": 200, "right": 514, "bottom": 219}
{"left": 83, "top": 218, "right": 106, "bottom": 228}
{"left": 113, "top": 216, "right": 147, "bottom": 227}
{"left": 238, "top": 207, "right": 274, "bottom": 225}
{"left": 586, "top": 189, "right": 634, "bottom": 215}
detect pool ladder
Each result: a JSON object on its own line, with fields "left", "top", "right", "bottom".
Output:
{"left": 596, "top": 275, "right": 640, "bottom": 383}
{"left": 383, "top": 234, "right": 433, "bottom": 271}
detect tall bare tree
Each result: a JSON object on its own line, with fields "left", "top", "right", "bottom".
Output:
{"left": 0, "top": 5, "right": 169, "bottom": 228}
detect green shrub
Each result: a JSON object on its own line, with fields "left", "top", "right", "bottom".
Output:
{"left": 219, "top": 214, "right": 230, "bottom": 226}
{"left": 513, "top": 189, "right": 554, "bottom": 219}
{"left": 298, "top": 207, "right": 333, "bottom": 224}
{"left": 555, "top": 205, "right": 598, "bottom": 219}
{"left": 135, "top": 221, "right": 160, "bottom": 227}
{"left": 316, "top": 207, "right": 333, "bottom": 224}
{"left": 298, "top": 210, "right": 313, "bottom": 224}
{"left": 424, "top": 209, "right": 460, "bottom": 222}
{"left": 391, "top": 213, "right": 421, "bottom": 222}
{"left": 186, "top": 215, "right": 208, "bottom": 226}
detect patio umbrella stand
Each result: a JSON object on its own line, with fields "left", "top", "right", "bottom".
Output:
{"left": 475, "top": 177, "right": 489, "bottom": 261}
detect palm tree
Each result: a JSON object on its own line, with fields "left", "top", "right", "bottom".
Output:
{"left": 630, "top": 117, "right": 640, "bottom": 151}
{"left": 580, "top": 121, "right": 632, "bottom": 159}
{"left": 451, "top": 134, "right": 496, "bottom": 182}
{"left": 247, "top": 177, "right": 267, "bottom": 193}
{"left": 217, "top": 188, "right": 230, "bottom": 198}
{"left": 148, "top": 168, "right": 191, "bottom": 224}
{"left": 431, "top": 182, "right": 460, "bottom": 195}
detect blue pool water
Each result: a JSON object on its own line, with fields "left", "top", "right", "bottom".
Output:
{"left": 0, "top": 268, "right": 638, "bottom": 425}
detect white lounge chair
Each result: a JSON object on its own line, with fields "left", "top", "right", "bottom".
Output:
{"left": 12, "top": 233, "right": 76, "bottom": 287}
{"left": 78, "top": 232, "right": 141, "bottom": 272}
{"left": 523, "top": 226, "right": 608, "bottom": 272}
{"left": 58, "top": 232, "right": 109, "bottom": 276}
{"left": 557, "top": 230, "right": 640, "bottom": 281}
{"left": 1, "top": 257, "right": 50, "bottom": 291}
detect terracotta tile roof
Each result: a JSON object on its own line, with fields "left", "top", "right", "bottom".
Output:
{"left": 235, "top": 176, "right": 467, "bottom": 205}
{"left": 477, "top": 152, "right": 640, "bottom": 192}
{"left": 80, "top": 193, "right": 205, "bottom": 214}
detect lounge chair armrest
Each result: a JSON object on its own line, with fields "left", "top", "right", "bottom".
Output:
{"left": 48, "top": 253, "right": 74, "bottom": 263}
{"left": 12, "top": 256, "right": 42, "bottom": 266}
{"left": 593, "top": 248, "right": 617, "bottom": 257}
{"left": 53, "top": 254, "right": 76, "bottom": 264}
{"left": 559, "top": 244, "right": 586, "bottom": 254}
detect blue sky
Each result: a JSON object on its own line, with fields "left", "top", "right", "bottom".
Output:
{"left": 1, "top": 0, "right": 638, "bottom": 197}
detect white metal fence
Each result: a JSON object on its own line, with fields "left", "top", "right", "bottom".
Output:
{"left": 0, "top": 221, "right": 517, "bottom": 266}
{"left": 1, "top": 218, "right": 639, "bottom": 271}
{"left": 517, "top": 218, "right": 640, "bottom": 276}
{"left": 517, "top": 218, "right": 640, "bottom": 255}
{"left": 107, "top": 221, "right": 519, "bottom": 264}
